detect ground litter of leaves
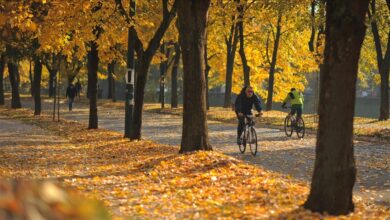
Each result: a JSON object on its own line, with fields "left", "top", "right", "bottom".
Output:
{"left": 0, "top": 107, "right": 389, "bottom": 219}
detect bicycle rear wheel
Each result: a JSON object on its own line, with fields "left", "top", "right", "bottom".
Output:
{"left": 296, "top": 117, "right": 305, "bottom": 138}
{"left": 249, "top": 127, "right": 258, "bottom": 156}
{"left": 284, "top": 116, "right": 293, "bottom": 137}
{"left": 238, "top": 129, "right": 247, "bottom": 153}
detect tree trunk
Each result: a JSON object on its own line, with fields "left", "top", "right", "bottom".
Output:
{"left": 129, "top": 0, "right": 177, "bottom": 140}
{"left": 304, "top": 0, "right": 369, "bottom": 215}
{"left": 48, "top": 69, "right": 57, "bottom": 98}
{"left": 205, "top": 36, "right": 211, "bottom": 110}
{"left": 265, "top": 13, "right": 282, "bottom": 111}
{"left": 237, "top": 4, "right": 250, "bottom": 87}
{"left": 87, "top": 41, "right": 99, "bottom": 129}
{"left": 131, "top": 58, "right": 149, "bottom": 139}
{"left": 33, "top": 57, "right": 42, "bottom": 115}
{"left": 29, "top": 60, "right": 34, "bottom": 97}
{"left": 0, "top": 54, "right": 5, "bottom": 105}
{"left": 159, "top": 43, "right": 167, "bottom": 108}
{"left": 171, "top": 43, "right": 180, "bottom": 108}
{"left": 308, "top": 0, "right": 316, "bottom": 52}
{"left": 379, "top": 49, "right": 390, "bottom": 120}
{"left": 177, "top": 0, "right": 212, "bottom": 153}
{"left": 223, "top": 23, "right": 239, "bottom": 108}
{"left": 369, "top": 0, "right": 390, "bottom": 120}
{"left": 7, "top": 61, "right": 22, "bottom": 109}
{"left": 107, "top": 61, "right": 116, "bottom": 102}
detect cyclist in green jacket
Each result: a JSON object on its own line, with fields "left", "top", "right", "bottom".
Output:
{"left": 282, "top": 88, "right": 304, "bottom": 119}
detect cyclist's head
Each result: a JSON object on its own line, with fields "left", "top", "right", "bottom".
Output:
{"left": 245, "top": 86, "right": 254, "bottom": 98}
{"left": 290, "top": 88, "right": 296, "bottom": 92}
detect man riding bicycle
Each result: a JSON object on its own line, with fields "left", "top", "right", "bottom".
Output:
{"left": 234, "top": 86, "right": 262, "bottom": 145}
{"left": 282, "top": 88, "right": 304, "bottom": 120}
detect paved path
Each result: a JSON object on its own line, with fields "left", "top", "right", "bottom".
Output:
{"left": 7, "top": 98, "right": 390, "bottom": 205}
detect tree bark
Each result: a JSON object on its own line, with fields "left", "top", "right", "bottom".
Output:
{"left": 48, "top": 69, "right": 57, "bottom": 97}
{"left": 370, "top": 0, "right": 390, "bottom": 120}
{"left": 379, "top": 41, "right": 390, "bottom": 120}
{"left": 29, "top": 60, "right": 34, "bottom": 97}
{"left": 237, "top": 3, "right": 250, "bottom": 87}
{"left": 129, "top": 0, "right": 177, "bottom": 140}
{"left": 7, "top": 62, "right": 22, "bottom": 109}
{"left": 6, "top": 45, "right": 22, "bottom": 109}
{"left": 107, "top": 61, "right": 116, "bottom": 102}
{"left": 159, "top": 43, "right": 169, "bottom": 108}
{"left": 171, "top": 43, "right": 180, "bottom": 108}
{"left": 265, "top": 12, "right": 282, "bottom": 111}
{"left": 304, "top": 0, "right": 369, "bottom": 215}
{"left": 131, "top": 57, "right": 148, "bottom": 139}
{"left": 205, "top": 33, "right": 211, "bottom": 110}
{"left": 107, "top": 64, "right": 112, "bottom": 99}
{"left": 33, "top": 57, "right": 42, "bottom": 115}
{"left": 45, "top": 54, "right": 60, "bottom": 98}
{"left": 223, "top": 23, "right": 239, "bottom": 108}
{"left": 308, "top": 0, "right": 316, "bottom": 52}
{"left": 0, "top": 54, "right": 5, "bottom": 105}
{"left": 87, "top": 41, "right": 99, "bottom": 129}
{"left": 177, "top": 0, "right": 212, "bottom": 152}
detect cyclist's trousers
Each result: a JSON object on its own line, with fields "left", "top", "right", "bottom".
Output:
{"left": 236, "top": 114, "right": 246, "bottom": 138}
{"left": 290, "top": 104, "right": 303, "bottom": 118}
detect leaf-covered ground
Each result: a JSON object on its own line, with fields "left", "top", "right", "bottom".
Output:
{"left": 10, "top": 97, "right": 390, "bottom": 204}
{"left": 0, "top": 106, "right": 389, "bottom": 219}
{"left": 128, "top": 103, "right": 390, "bottom": 141}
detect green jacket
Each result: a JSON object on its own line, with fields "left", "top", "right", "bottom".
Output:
{"left": 283, "top": 90, "right": 304, "bottom": 106}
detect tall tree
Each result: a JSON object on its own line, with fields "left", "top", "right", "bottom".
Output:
{"left": 368, "top": 0, "right": 390, "bottom": 120}
{"left": 87, "top": 40, "right": 99, "bottom": 129}
{"left": 6, "top": 45, "right": 22, "bottom": 109}
{"left": 44, "top": 54, "right": 60, "bottom": 98}
{"left": 265, "top": 11, "right": 282, "bottom": 111}
{"left": 171, "top": 42, "right": 180, "bottom": 108}
{"left": 177, "top": 0, "right": 212, "bottom": 152}
{"left": 223, "top": 21, "right": 239, "bottom": 108}
{"left": 107, "top": 61, "right": 116, "bottom": 102}
{"left": 237, "top": 1, "right": 250, "bottom": 87}
{"left": 33, "top": 56, "right": 42, "bottom": 115}
{"left": 29, "top": 59, "right": 34, "bottom": 97}
{"left": 0, "top": 54, "right": 5, "bottom": 105}
{"left": 159, "top": 43, "right": 170, "bottom": 108}
{"left": 205, "top": 32, "right": 211, "bottom": 110}
{"left": 304, "top": 0, "right": 369, "bottom": 215}
{"left": 116, "top": 0, "right": 178, "bottom": 139}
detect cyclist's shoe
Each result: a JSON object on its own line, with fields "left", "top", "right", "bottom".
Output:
{"left": 237, "top": 137, "right": 242, "bottom": 145}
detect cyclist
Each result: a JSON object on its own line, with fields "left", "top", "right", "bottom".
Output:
{"left": 234, "top": 86, "right": 262, "bottom": 145}
{"left": 282, "top": 88, "right": 304, "bottom": 120}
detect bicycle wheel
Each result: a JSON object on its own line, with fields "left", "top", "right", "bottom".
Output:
{"left": 249, "top": 127, "right": 258, "bottom": 156}
{"left": 296, "top": 117, "right": 305, "bottom": 138}
{"left": 238, "top": 128, "right": 247, "bottom": 153}
{"left": 284, "top": 116, "right": 293, "bottom": 137}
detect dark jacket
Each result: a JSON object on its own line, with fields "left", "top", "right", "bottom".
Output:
{"left": 66, "top": 85, "right": 77, "bottom": 98}
{"left": 234, "top": 87, "right": 262, "bottom": 115}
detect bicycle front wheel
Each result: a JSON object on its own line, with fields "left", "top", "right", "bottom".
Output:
{"left": 238, "top": 129, "right": 247, "bottom": 153}
{"left": 296, "top": 117, "right": 305, "bottom": 138}
{"left": 249, "top": 127, "right": 258, "bottom": 156}
{"left": 284, "top": 116, "right": 293, "bottom": 137}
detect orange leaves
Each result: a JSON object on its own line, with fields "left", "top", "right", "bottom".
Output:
{"left": 0, "top": 180, "right": 110, "bottom": 219}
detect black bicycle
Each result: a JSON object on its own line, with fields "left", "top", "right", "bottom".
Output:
{"left": 283, "top": 107, "right": 305, "bottom": 138}
{"left": 238, "top": 114, "right": 260, "bottom": 156}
